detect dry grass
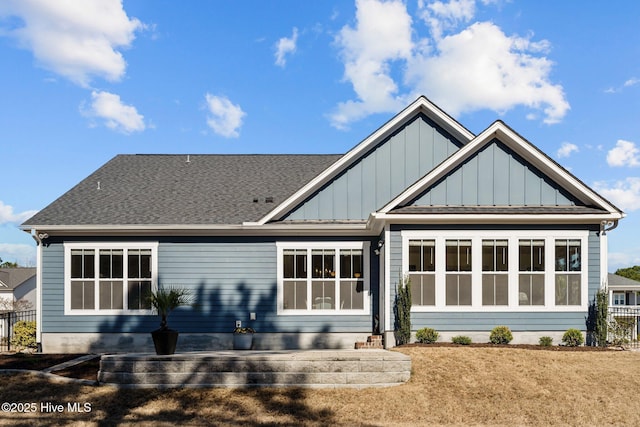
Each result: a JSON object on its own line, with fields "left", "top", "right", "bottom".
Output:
{"left": 1, "top": 347, "right": 639, "bottom": 426}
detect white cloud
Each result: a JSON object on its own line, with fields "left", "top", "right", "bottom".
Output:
{"left": 624, "top": 78, "right": 640, "bottom": 88}
{"left": 0, "top": 0, "right": 143, "bottom": 87}
{"left": 83, "top": 91, "right": 146, "bottom": 133}
{"left": 204, "top": 94, "right": 246, "bottom": 138}
{"left": 331, "top": 0, "right": 569, "bottom": 129}
{"left": 557, "top": 142, "right": 578, "bottom": 158}
{"left": 0, "top": 243, "right": 36, "bottom": 267}
{"left": 331, "top": 0, "right": 413, "bottom": 129}
{"left": 607, "top": 140, "right": 640, "bottom": 167}
{"left": 0, "top": 201, "right": 37, "bottom": 225}
{"left": 594, "top": 177, "right": 640, "bottom": 212}
{"left": 275, "top": 27, "right": 298, "bottom": 67}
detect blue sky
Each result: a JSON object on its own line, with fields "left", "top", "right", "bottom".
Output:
{"left": 1, "top": 0, "right": 639, "bottom": 272}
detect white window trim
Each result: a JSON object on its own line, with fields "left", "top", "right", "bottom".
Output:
{"left": 64, "top": 242, "right": 159, "bottom": 315}
{"left": 402, "top": 230, "right": 589, "bottom": 312}
{"left": 276, "top": 241, "right": 371, "bottom": 316}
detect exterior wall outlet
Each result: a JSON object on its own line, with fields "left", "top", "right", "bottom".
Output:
{"left": 250, "top": 312, "right": 256, "bottom": 320}
{"left": 235, "top": 320, "right": 241, "bottom": 328}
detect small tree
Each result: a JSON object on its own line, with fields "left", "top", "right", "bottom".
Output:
{"left": 394, "top": 275, "right": 412, "bottom": 345}
{"left": 595, "top": 288, "right": 608, "bottom": 347}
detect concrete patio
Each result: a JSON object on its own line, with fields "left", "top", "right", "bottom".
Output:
{"left": 98, "top": 349, "right": 411, "bottom": 389}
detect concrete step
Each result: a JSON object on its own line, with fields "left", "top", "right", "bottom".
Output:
{"left": 98, "top": 349, "right": 410, "bottom": 389}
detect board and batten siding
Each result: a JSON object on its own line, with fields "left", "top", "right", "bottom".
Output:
{"left": 387, "top": 225, "right": 601, "bottom": 332}
{"left": 40, "top": 238, "right": 373, "bottom": 335}
{"left": 285, "top": 114, "right": 464, "bottom": 221}
{"left": 413, "top": 140, "right": 578, "bottom": 207}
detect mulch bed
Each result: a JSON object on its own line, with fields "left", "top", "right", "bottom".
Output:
{"left": 399, "top": 342, "right": 618, "bottom": 351}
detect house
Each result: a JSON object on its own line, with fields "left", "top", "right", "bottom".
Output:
{"left": 21, "top": 96, "right": 624, "bottom": 353}
{"left": 608, "top": 273, "right": 640, "bottom": 307}
{"left": 0, "top": 267, "right": 36, "bottom": 311}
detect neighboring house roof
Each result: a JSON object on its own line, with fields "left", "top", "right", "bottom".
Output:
{"left": 608, "top": 273, "right": 640, "bottom": 289}
{"left": 0, "top": 268, "right": 36, "bottom": 291}
{"left": 22, "top": 154, "right": 341, "bottom": 226}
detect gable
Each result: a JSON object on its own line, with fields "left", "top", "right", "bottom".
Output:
{"left": 282, "top": 113, "right": 465, "bottom": 221}
{"left": 410, "top": 139, "right": 580, "bottom": 207}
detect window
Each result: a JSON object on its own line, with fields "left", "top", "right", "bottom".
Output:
{"left": 519, "top": 240, "right": 545, "bottom": 305}
{"left": 279, "top": 243, "right": 369, "bottom": 314}
{"left": 554, "top": 240, "right": 581, "bottom": 305}
{"left": 66, "top": 243, "right": 157, "bottom": 314}
{"left": 612, "top": 292, "right": 626, "bottom": 306}
{"left": 482, "top": 240, "right": 508, "bottom": 305}
{"left": 408, "top": 240, "right": 435, "bottom": 306}
{"left": 445, "top": 240, "right": 472, "bottom": 305}
{"left": 403, "top": 230, "right": 588, "bottom": 312}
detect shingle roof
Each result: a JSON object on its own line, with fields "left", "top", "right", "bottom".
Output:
{"left": 22, "top": 154, "right": 342, "bottom": 226}
{"left": 0, "top": 268, "right": 36, "bottom": 290}
{"left": 608, "top": 273, "right": 640, "bottom": 288}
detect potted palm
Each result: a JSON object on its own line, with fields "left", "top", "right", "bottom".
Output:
{"left": 233, "top": 326, "right": 256, "bottom": 350}
{"left": 148, "top": 286, "right": 192, "bottom": 355}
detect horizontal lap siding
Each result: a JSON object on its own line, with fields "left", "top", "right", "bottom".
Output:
{"left": 41, "top": 239, "right": 373, "bottom": 334}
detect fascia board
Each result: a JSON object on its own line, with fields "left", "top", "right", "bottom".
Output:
{"left": 373, "top": 212, "right": 624, "bottom": 224}
{"left": 21, "top": 222, "right": 378, "bottom": 237}
{"left": 254, "top": 96, "right": 475, "bottom": 225}
{"left": 379, "top": 121, "right": 624, "bottom": 215}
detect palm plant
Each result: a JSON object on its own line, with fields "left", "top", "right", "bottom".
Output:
{"left": 148, "top": 286, "right": 192, "bottom": 330}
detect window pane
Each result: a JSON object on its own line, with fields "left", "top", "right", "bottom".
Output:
{"left": 482, "top": 275, "right": 494, "bottom": 305}
{"left": 519, "top": 242, "right": 531, "bottom": 271}
{"left": 532, "top": 240, "right": 545, "bottom": 271}
{"left": 482, "top": 242, "right": 494, "bottom": 272}
{"left": 312, "top": 280, "right": 334, "bottom": 309}
{"left": 459, "top": 241, "right": 472, "bottom": 272}
{"left": 446, "top": 241, "right": 458, "bottom": 271}
{"left": 409, "top": 240, "right": 435, "bottom": 272}
{"left": 495, "top": 275, "right": 508, "bottom": 305}
{"left": 408, "top": 242, "right": 420, "bottom": 271}
{"left": 100, "top": 249, "right": 123, "bottom": 279}
{"left": 140, "top": 250, "right": 152, "bottom": 278}
{"left": 568, "top": 240, "right": 581, "bottom": 271}
{"left": 340, "top": 280, "right": 364, "bottom": 310}
{"left": 555, "top": 240, "right": 567, "bottom": 271}
{"left": 446, "top": 274, "right": 471, "bottom": 305}
{"left": 99, "top": 281, "right": 123, "bottom": 310}
{"left": 496, "top": 240, "right": 508, "bottom": 271}
{"left": 284, "top": 249, "right": 306, "bottom": 279}
{"left": 409, "top": 273, "right": 435, "bottom": 306}
{"left": 519, "top": 274, "right": 544, "bottom": 306}
{"left": 71, "top": 281, "right": 94, "bottom": 310}
{"left": 71, "top": 249, "right": 95, "bottom": 279}
{"left": 283, "top": 280, "right": 307, "bottom": 310}
{"left": 458, "top": 275, "right": 472, "bottom": 305}
{"left": 312, "top": 250, "right": 335, "bottom": 278}
{"left": 128, "top": 250, "right": 140, "bottom": 279}
{"left": 340, "top": 249, "right": 363, "bottom": 279}
{"left": 128, "top": 280, "right": 152, "bottom": 310}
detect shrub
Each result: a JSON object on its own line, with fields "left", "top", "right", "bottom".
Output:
{"left": 415, "top": 327, "right": 439, "bottom": 344}
{"left": 452, "top": 335, "right": 472, "bottom": 345}
{"left": 489, "top": 326, "right": 513, "bottom": 344}
{"left": 394, "top": 276, "right": 412, "bottom": 345}
{"left": 11, "top": 320, "right": 37, "bottom": 351}
{"left": 562, "top": 328, "right": 584, "bottom": 347}
{"left": 539, "top": 336, "right": 553, "bottom": 347}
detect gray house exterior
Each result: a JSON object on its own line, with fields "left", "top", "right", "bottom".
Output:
{"left": 21, "top": 96, "right": 624, "bottom": 353}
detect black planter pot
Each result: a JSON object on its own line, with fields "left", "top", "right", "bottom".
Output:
{"left": 151, "top": 327, "right": 179, "bottom": 355}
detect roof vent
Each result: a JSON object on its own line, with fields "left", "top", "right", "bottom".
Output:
{"left": 252, "top": 198, "right": 259, "bottom": 203}
{"left": 186, "top": 155, "right": 191, "bottom": 163}
{"left": 265, "top": 197, "right": 274, "bottom": 203}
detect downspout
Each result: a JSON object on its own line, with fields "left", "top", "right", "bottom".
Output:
{"left": 599, "top": 220, "right": 618, "bottom": 290}
{"left": 30, "top": 229, "right": 46, "bottom": 352}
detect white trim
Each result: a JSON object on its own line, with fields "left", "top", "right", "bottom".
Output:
{"left": 63, "top": 242, "right": 158, "bottom": 316}
{"left": 384, "top": 225, "right": 392, "bottom": 332}
{"left": 276, "top": 241, "right": 371, "bottom": 316}
{"left": 254, "top": 97, "right": 475, "bottom": 225}
{"left": 380, "top": 121, "right": 624, "bottom": 216}
{"left": 401, "top": 230, "right": 589, "bottom": 312}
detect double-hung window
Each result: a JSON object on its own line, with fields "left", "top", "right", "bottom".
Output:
{"left": 408, "top": 240, "right": 435, "bottom": 306}
{"left": 278, "top": 242, "right": 369, "bottom": 314}
{"left": 554, "top": 239, "right": 582, "bottom": 305}
{"left": 65, "top": 243, "right": 157, "bottom": 314}
{"left": 445, "top": 240, "right": 472, "bottom": 305}
{"left": 518, "top": 239, "right": 545, "bottom": 306}
{"left": 482, "top": 240, "right": 508, "bottom": 305}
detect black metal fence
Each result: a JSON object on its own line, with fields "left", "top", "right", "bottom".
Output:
{"left": 0, "top": 310, "right": 36, "bottom": 352}
{"left": 608, "top": 306, "right": 640, "bottom": 349}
